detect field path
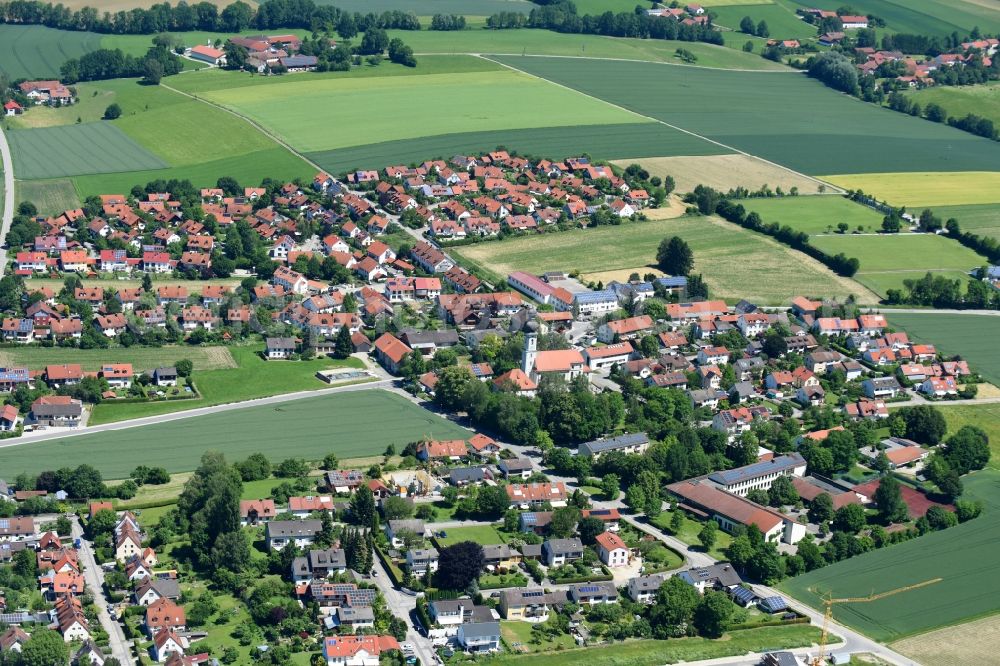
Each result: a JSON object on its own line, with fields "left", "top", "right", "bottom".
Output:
{"left": 477, "top": 54, "right": 843, "bottom": 193}
{"left": 0, "top": 125, "right": 14, "bottom": 278}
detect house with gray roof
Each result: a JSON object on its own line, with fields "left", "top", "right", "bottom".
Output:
{"left": 498, "top": 458, "right": 533, "bottom": 479}
{"left": 265, "top": 337, "right": 297, "bottom": 359}
{"left": 457, "top": 621, "right": 501, "bottom": 653}
{"left": 265, "top": 520, "right": 323, "bottom": 551}
{"left": 707, "top": 453, "right": 807, "bottom": 497}
{"left": 578, "top": 432, "right": 650, "bottom": 459}
{"left": 627, "top": 574, "right": 665, "bottom": 603}
{"left": 449, "top": 467, "right": 486, "bottom": 486}
{"left": 677, "top": 564, "right": 743, "bottom": 594}
{"left": 385, "top": 519, "right": 426, "bottom": 548}
{"left": 406, "top": 548, "right": 439, "bottom": 574}
{"left": 542, "top": 537, "right": 584, "bottom": 566}
{"left": 291, "top": 548, "right": 347, "bottom": 582}
{"left": 568, "top": 582, "right": 619, "bottom": 605}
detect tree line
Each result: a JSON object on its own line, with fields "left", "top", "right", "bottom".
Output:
{"left": 59, "top": 35, "right": 182, "bottom": 83}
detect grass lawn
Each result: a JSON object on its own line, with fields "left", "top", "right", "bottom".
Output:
{"left": 934, "top": 403, "right": 1000, "bottom": 471}
{"left": 0, "top": 344, "right": 236, "bottom": 372}
{"left": 740, "top": 195, "right": 885, "bottom": 235}
{"left": 650, "top": 510, "right": 731, "bottom": 561}
{"left": 886, "top": 312, "right": 1000, "bottom": 386}
{"left": 488, "top": 625, "right": 823, "bottom": 665}
{"left": 87, "top": 345, "right": 361, "bottom": 423}
{"left": 780, "top": 470, "right": 1000, "bottom": 642}
{"left": 434, "top": 524, "right": 506, "bottom": 546}
{"left": 822, "top": 171, "right": 1000, "bottom": 207}
{"left": 452, "top": 214, "right": 878, "bottom": 305}
{"left": 0, "top": 388, "right": 471, "bottom": 477}
{"left": 7, "top": 122, "right": 167, "bottom": 179}
{"left": 501, "top": 620, "right": 576, "bottom": 653}
{"left": 489, "top": 55, "right": 1000, "bottom": 176}
{"left": 928, "top": 203, "right": 1000, "bottom": 242}
{"left": 0, "top": 24, "right": 103, "bottom": 79}
{"left": 810, "top": 234, "right": 986, "bottom": 297}
{"left": 15, "top": 179, "right": 80, "bottom": 216}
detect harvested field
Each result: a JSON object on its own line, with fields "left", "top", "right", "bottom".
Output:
{"left": 823, "top": 171, "right": 1000, "bottom": 207}
{"left": 891, "top": 614, "right": 1000, "bottom": 666}
{"left": 611, "top": 154, "right": 830, "bottom": 195}
{"left": 0, "top": 346, "right": 236, "bottom": 372}
{"left": 8, "top": 123, "right": 167, "bottom": 179}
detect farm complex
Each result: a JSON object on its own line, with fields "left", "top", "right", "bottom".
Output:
{"left": 1, "top": 0, "right": 999, "bottom": 665}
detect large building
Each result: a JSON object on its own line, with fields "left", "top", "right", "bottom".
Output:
{"left": 579, "top": 432, "right": 650, "bottom": 459}
{"left": 667, "top": 479, "right": 806, "bottom": 544}
{"left": 706, "top": 453, "right": 807, "bottom": 497}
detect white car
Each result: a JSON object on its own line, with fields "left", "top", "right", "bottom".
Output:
{"left": 401, "top": 643, "right": 415, "bottom": 654}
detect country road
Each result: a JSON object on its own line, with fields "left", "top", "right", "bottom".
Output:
{"left": 0, "top": 125, "right": 14, "bottom": 278}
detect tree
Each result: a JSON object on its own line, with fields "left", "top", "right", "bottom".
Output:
{"left": 382, "top": 496, "right": 414, "bottom": 520}
{"left": 18, "top": 629, "right": 68, "bottom": 666}
{"left": 832, "top": 503, "right": 867, "bottom": 533}
{"left": 475, "top": 485, "right": 510, "bottom": 519}
{"left": 656, "top": 236, "right": 694, "bottom": 275}
{"left": 755, "top": 19, "right": 769, "bottom": 37}
{"left": 648, "top": 576, "right": 700, "bottom": 638}
{"left": 600, "top": 473, "right": 620, "bottom": 501}
{"left": 808, "top": 493, "right": 834, "bottom": 524}
{"left": 762, "top": 333, "right": 787, "bottom": 358}
{"left": 739, "top": 15, "right": 755, "bottom": 33}
{"left": 874, "top": 475, "right": 909, "bottom": 524}
{"left": 807, "top": 51, "right": 859, "bottom": 94}
{"left": 698, "top": 520, "right": 718, "bottom": 551}
{"left": 322, "top": 453, "right": 339, "bottom": 470}
{"left": 103, "top": 103, "right": 122, "bottom": 119}
{"left": 694, "top": 590, "right": 733, "bottom": 638}
{"left": 142, "top": 57, "right": 164, "bottom": 84}
{"left": 925, "top": 505, "right": 957, "bottom": 530}
{"left": 436, "top": 541, "right": 485, "bottom": 590}
{"left": 550, "top": 506, "right": 581, "bottom": 538}
{"left": 625, "top": 484, "right": 646, "bottom": 513}
{"left": 175, "top": 358, "right": 194, "bottom": 377}
{"left": 359, "top": 27, "right": 389, "bottom": 55}
{"left": 236, "top": 453, "right": 271, "bottom": 481}
{"left": 433, "top": 366, "right": 474, "bottom": 411}
{"left": 65, "top": 464, "right": 104, "bottom": 499}
{"left": 88, "top": 508, "right": 118, "bottom": 539}
{"left": 897, "top": 405, "right": 947, "bottom": 445}
{"left": 768, "top": 475, "right": 799, "bottom": 506}
{"left": 578, "top": 516, "right": 605, "bottom": 545}
{"left": 178, "top": 452, "right": 244, "bottom": 569}
{"left": 350, "top": 486, "right": 377, "bottom": 528}
{"left": 942, "top": 425, "right": 990, "bottom": 474}
{"left": 333, "top": 325, "right": 353, "bottom": 359}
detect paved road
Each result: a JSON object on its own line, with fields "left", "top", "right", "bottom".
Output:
{"left": 370, "top": 554, "right": 438, "bottom": 666}
{"left": 72, "top": 517, "right": 134, "bottom": 665}
{"left": 0, "top": 125, "right": 14, "bottom": 278}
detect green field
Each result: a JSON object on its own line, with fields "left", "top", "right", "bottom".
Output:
{"left": 453, "top": 214, "right": 878, "bottom": 304}
{"left": 434, "top": 524, "right": 507, "bottom": 546}
{"left": 741, "top": 195, "right": 885, "bottom": 235}
{"left": 906, "top": 83, "right": 1000, "bottom": 128}
{"left": 0, "top": 24, "right": 103, "bottom": 79}
{"left": 489, "top": 56, "right": 1000, "bottom": 175}
{"left": 710, "top": 1, "right": 818, "bottom": 40}
{"left": 0, "top": 389, "right": 470, "bottom": 478}
{"left": 810, "top": 234, "right": 986, "bottom": 297}
{"left": 16, "top": 179, "right": 80, "bottom": 216}
{"left": 7, "top": 122, "right": 168, "bottom": 179}
{"left": 935, "top": 404, "right": 1000, "bottom": 471}
{"left": 780, "top": 470, "right": 1000, "bottom": 641}
{"left": 887, "top": 312, "right": 1000, "bottom": 386}
{"left": 0, "top": 345, "right": 235, "bottom": 372}
{"left": 929, "top": 203, "right": 1000, "bottom": 241}
{"left": 787, "top": 0, "right": 1000, "bottom": 36}
{"left": 313, "top": 0, "right": 532, "bottom": 13}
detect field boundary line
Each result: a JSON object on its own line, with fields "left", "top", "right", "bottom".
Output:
{"left": 416, "top": 51, "right": 799, "bottom": 74}
{"left": 476, "top": 54, "right": 844, "bottom": 194}
{"left": 159, "top": 81, "right": 325, "bottom": 173}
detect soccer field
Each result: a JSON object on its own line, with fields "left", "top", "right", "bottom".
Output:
{"left": 7, "top": 122, "right": 167, "bottom": 179}
{"left": 887, "top": 312, "right": 1000, "bottom": 387}
{"left": 0, "top": 389, "right": 470, "bottom": 478}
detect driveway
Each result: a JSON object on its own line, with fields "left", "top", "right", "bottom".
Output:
{"left": 72, "top": 517, "right": 134, "bottom": 664}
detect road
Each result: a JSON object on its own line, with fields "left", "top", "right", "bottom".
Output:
{"left": 72, "top": 517, "right": 134, "bottom": 665}
{"left": 0, "top": 124, "right": 14, "bottom": 278}
{"left": 370, "top": 553, "right": 438, "bottom": 666}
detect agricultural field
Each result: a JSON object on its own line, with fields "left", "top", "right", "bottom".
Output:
{"left": 453, "top": 214, "right": 879, "bottom": 304}
{"left": 780, "top": 470, "right": 1000, "bottom": 642}
{"left": 610, "top": 154, "right": 827, "bottom": 195}
{"left": 786, "top": 0, "right": 1000, "bottom": 36}
{"left": 739, "top": 195, "right": 886, "bottom": 235}
{"left": 489, "top": 55, "right": 1000, "bottom": 175}
{"left": 934, "top": 403, "right": 1000, "bottom": 471}
{"left": 891, "top": 612, "right": 1000, "bottom": 666}
{"left": 15, "top": 179, "right": 80, "bottom": 216}
{"left": 315, "top": 0, "right": 532, "bottom": 13}
{"left": 929, "top": 203, "right": 1000, "bottom": 241}
{"left": 0, "top": 345, "right": 236, "bottom": 372}
{"left": 823, "top": 172, "right": 1000, "bottom": 207}
{"left": 887, "top": 312, "right": 1000, "bottom": 386}
{"left": 906, "top": 82, "right": 1000, "bottom": 128}
{"left": 709, "top": 2, "right": 818, "bottom": 40}
{"left": 0, "top": 24, "right": 103, "bottom": 79}
{"left": 0, "top": 389, "right": 470, "bottom": 478}
{"left": 810, "top": 234, "right": 986, "bottom": 296}
{"left": 7, "top": 122, "right": 167, "bottom": 179}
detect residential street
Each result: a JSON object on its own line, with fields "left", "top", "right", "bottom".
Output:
{"left": 71, "top": 517, "right": 134, "bottom": 665}
{"left": 0, "top": 125, "right": 14, "bottom": 279}
{"left": 370, "top": 553, "right": 438, "bottom": 666}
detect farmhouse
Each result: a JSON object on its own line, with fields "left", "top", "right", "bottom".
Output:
{"left": 189, "top": 44, "right": 226, "bottom": 65}
{"left": 19, "top": 80, "right": 74, "bottom": 105}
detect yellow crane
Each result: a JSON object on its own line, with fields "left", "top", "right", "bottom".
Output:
{"left": 809, "top": 577, "right": 943, "bottom": 666}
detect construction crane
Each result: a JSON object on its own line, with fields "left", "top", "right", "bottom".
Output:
{"left": 809, "top": 577, "right": 943, "bottom": 666}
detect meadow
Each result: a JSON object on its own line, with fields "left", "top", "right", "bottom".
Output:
{"left": 0, "top": 24, "right": 103, "bottom": 79}
{"left": 453, "top": 214, "right": 879, "bottom": 304}
{"left": 610, "top": 154, "right": 825, "bottom": 195}
{"left": 434, "top": 525, "right": 507, "bottom": 546}
{"left": 786, "top": 0, "right": 1000, "bottom": 36}
{"left": 0, "top": 345, "right": 236, "bottom": 372}
{"left": 810, "top": 234, "right": 986, "bottom": 296}
{"left": 7, "top": 122, "right": 167, "bottom": 180}
{"left": 887, "top": 312, "right": 1000, "bottom": 386}
{"left": 489, "top": 55, "right": 1000, "bottom": 175}
{"left": 709, "top": 2, "right": 818, "bottom": 40}
{"left": 0, "top": 389, "right": 470, "bottom": 478}
{"left": 906, "top": 83, "right": 1000, "bottom": 128}
{"left": 739, "top": 195, "right": 885, "bottom": 235}
{"left": 929, "top": 203, "right": 1000, "bottom": 241}
{"left": 823, "top": 172, "right": 1000, "bottom": 207}
{"left": 15, "top": 179, "right": 80, "bottom": 216}
{"left": 934, "top": 403, "right": 1000, "bottom": 471}
{"left": 780, "top": 470, "right": 1000, "bottom": 642}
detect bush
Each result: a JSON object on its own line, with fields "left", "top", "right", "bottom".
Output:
{"left": 103, "top": 103, "right": 122, "bottom": 120}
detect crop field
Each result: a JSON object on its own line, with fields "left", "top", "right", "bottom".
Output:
{"left": 892, "top": 610, "right": 1000, "bottom": 666}
{"left": 787, "top": 0, "right": 1000, "bottom": 36}
{"left": 810, "top": 234, "right": 986, "bottom": 296}
{"left": 610, "top": 154, "right": 826, "bottom": 195}
{"left": 0, "top": 389, "right": 470, "bottom": 478}
{"left": 453, "top": 214, "right": 878, "bottom": 304}
{"left": 16, "top": 179, "right": 80, "bottom": 216}
{"left": 200, "top": 69, "right": 645, "bottom": 152}
{"left": 489, "top": 56, "right": 1000, "bottom": 175}
{"left": 7, "top": 122, "right": 168, "bottom": 179}
{"left": 887, "top": 312, "right": 1000, "bottom": 386}
{"left": 314, "top": 0, "right": 532, "bottom": 13}
{"left": 823, "top": 172, "right": 1000, "bottom": 207}
{"left": 929, "top": 203, "right": 1000, "bottom": 241}
{"left": 906, "top": 83, "right": 1000, "bottom": 128}
{"left": 739, "top": 195, "right": 886, "bottom": 235}
{"left": 0, "top": 25, "right": 103, "bottom": 79}
{"left": 780, "top": 470, "right": 1000, "bottom": 642}
{"left": 0, "top": 345, "right": 236, "bottom": 372}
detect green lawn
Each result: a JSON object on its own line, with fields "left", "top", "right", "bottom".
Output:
{"left": 0, "top": 24, "right": 103, "bottom": 79}
{"left": 810, "top": 234, "right": 986, "bottom": 297}
{"left": 7, "top": 122, "right": 167, "bottom": 179}
{"left": 15, "top": 179, "right": 80, "bottom": 216}
{"left": 0, "top": 345, "right": 236, "bottom": 372}
{"left": 929, "top": 203, "right": 1000, "bottom": 242}
{"left": 501, "top": 620, "right": 577, "bottom": 653}
{"left": 780, "top": 470, "right": 1000, "bottom": 641}
{"left": 87, "top": 345, "right": 360, "bottom": 423}
{"left": 453, "top": 214, "right": 877, "bottom": 305}
{"left": 0, "top": 388, "right": 471, "bottom": 477}
{"left": 650, "top": 510, "right": 731, "bottom": 561}
{"left": 740, "top": 195, "right": 886, "bottom": 235}
{"left": 934, "top": 404, "right": 1000, "bottom": 471}
{"left": 887, "top": 312, "right": 1000, "bottom": 386}
{"left": 489, "top": 55, "right": 1000, "bottom": 175}
{"left": 906, "top": 83, "right": 1000, "bottom": 128}
{"left": 434, "top": 524, "right": 506, "bottom": 546}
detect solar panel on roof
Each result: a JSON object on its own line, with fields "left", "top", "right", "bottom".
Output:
{"left": 732, "top": 587, "right": 756, "bottom": 604}
{"left": 579, "top": 585, "right": 600, "bottom": 593}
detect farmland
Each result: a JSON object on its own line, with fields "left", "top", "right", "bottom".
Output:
{"left": 810, "top": 234, "right": 986, "bottom": 296}
{"left": 823, "top": 172, "right": 1000, "bottom": 207}
{"left": 488, "top": 55, "right": 1000, "bottom": 175}
{"left": 739, "top": 195, "right": 885, "bottom": 235}
{"left": 452, "top": 214, "right": 879, "bottom": 304}
{"left": 780, "top": 470, "right": 1000, "bottom": 642}
{"left": 887, "top": 312, "right": 1000, "bottom": 386}
{"left": 906, "top": 82, "right": 1000, "bottom": 128}
{"left": 610, "top": 155, "right": 827, "bottom": 196}
{"left": 891, "top": 612, "right": 1000, "bottom": 666}
{"left": 0, "top": 345, "right": 236, "bottom": 372}
{"left": 929, "top": 203, "right": 1000, "bottom": 241}
{"left": 0, "top": 24, "right": 103, "bottom": 79}
{"left": 786, "top": 0, "right": 1000, "bottom": 36}
{"left": 0, "top": 389, "right": 470, "bottom": 478}
{"left": 15, "top": 179, "right": 80, "bottom": 216}
{"left": 7, "top": 122, "right": 167, "bottom": 179}
{"left": 709, "top": 2, "right": 818, "bottom": 41}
